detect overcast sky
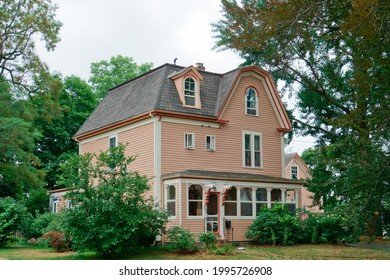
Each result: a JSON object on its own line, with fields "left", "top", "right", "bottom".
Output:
{"left": 37, "top": 0, "right": 315, "bottom": 154}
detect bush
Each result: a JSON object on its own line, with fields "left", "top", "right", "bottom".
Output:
{"left": 0, "top": 197, "right": 31, "bottom": 247}
{"left": 167, "top": 227, "right": 199, "bottom": 254}
{"left": 199, "top": 232, "right": 217, "bottom": 250}
{"left": 213, "top": 245, "right": 235, "bottom": 256}
{"left": 246, "top": 204, "right": 302, "bottom": 245}
{"left": 59, "top": 145, "right": 168, "bottom": 258}
{"left": 41, "top": 231, "right": 69, "bottom": 252}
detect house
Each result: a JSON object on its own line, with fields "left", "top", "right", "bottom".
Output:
{"left": 285, "top": 153, "right": 322, "bottom": 213}
{"left": 50, "top": 62, "right": 307, "bottom": 241}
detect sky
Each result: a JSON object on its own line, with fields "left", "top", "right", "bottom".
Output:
{"left": 37, "top": 0, "right": 315, "bottom": 154}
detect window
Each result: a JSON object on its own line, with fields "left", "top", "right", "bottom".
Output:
{"left": 188, "top": 185, "right": 203, "bottom": 216}
{"left": 184, "top": 77, "right": 196, "bottom": 106}
{"left": 205, "top": 135, "right": 216, "bottom": 151}
{"left": 67, "top": 200, "right": 73, "bottom": 210}
{"left": 224, "top": 187, "right": 237, "bottom": 216}
{"left": 184, "top": 133, "right": 195, "bottom": 149}
{"left": 256, "top": 188, "right": 268, "bottom": 213}
{"left": 291, "top": 165, "right": 298, "bottom": 179}
{"left": 240, "top": 187, "right": 253, "bottom": 216}
{"left": 109, "top": 135, "right": 117, "bottom": 149}
{"left": 271, "top": 189, "right": 282, "bottom": 207}
{"left": 243, "top": 132, "right": 262, "bottom": 168}
{"left": 167, "top": 185, "right": 176, "bottom": 217}
{"left": 51, "top": 197, "right": 58, "bottom": 213}
{"left": 246, "top": 87, "right": 258, "bottom": 115}
{"left": 285, "top": 189, "right": 296, "bottom": 213}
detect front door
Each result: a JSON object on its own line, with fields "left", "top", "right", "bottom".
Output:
{"left": 206, "top": 193, "right": 220, "bottom": 234}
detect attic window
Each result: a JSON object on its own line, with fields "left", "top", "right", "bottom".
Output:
{"left": 184, "top": 77, "right": 196, "bottom": 106}
{"left": 246, "top": 87, "right": 258, "bottom": 116}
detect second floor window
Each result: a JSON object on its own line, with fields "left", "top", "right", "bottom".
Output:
{"left": 246, "top": 87, "right": 258, "bottom": 115}
{"left": 184, "top": 133, "right": 195, "bottom": 149}
{"left": 205, "top": 135, "right": 216, "bottom": 151}
{"left": 109, "top": 135, "right": 117, "bottom": 149}
{"left": 243, "top": 132, "right": 262, "bottom": 168}
{"left": 184, "top": 77, "right": 196, "bottom": 106}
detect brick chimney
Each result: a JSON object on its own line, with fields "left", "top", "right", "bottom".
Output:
{"left": 195, "top": 62, "right": 205, "bottom": 71}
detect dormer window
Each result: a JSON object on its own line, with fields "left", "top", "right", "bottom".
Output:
{"left": 184, "top": 77, "right": 196, "bottom": 106}
{"left": 246, "top": 87, "right": 258, "bottom": 116}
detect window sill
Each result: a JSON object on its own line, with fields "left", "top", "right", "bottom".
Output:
{"left": 242, "top": 166, "right": 263, "bottom": 170}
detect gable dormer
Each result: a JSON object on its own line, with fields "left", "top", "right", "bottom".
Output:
{"left": 169, "top": 65, "right": 204, "bottom": 109}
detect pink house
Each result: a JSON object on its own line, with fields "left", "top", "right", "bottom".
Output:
{"left": 285, "top": 153, "right": 322, "bottom": 213}
{"left": 51, "top": 63, "right": 310, "bottom": 241}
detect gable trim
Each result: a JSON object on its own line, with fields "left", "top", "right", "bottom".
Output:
{"left": 217, "top": 66, "right": 292, "bottom": 131}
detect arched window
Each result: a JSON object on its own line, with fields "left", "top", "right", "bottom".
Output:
{"left": 184, "top": 77, "right": 196, "bottom": 106}
{"left": 246, "top": 87, "right": 258, "bottom": 115}
{"left": 188, "top": 184, "right": 203, "bottom": 216}
{"left": 240, "top": 187, "right": 253, "bottom": 216}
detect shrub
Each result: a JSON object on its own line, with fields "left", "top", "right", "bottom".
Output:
{"left": 213, "top": 245, "right": 235, "bottom": 256}
{"left": 246, "top": 204, "right": 302, "bottom": 245}
{"left": 42, "top": 231, "right": 69, "bottom": 252}
{"left": 0, "top": 197, "right": 31, "bottom": 247}
{"left": 59, "top": 145, "right": 168, "bottom": 258}
{"left": 27, "top": 212, "right": 56, "bottom": 239}
{"left": 167, "top": 227, "right": 199, "bottom": 254}
{"left": 199, "top": 232, "right": 217, "bottom": 250}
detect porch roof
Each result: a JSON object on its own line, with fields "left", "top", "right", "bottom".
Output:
{"left": 161, "top": 170, "right": 302, "bottom": 185}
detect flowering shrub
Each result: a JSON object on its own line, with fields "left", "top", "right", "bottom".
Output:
{"left": 42, "top": 231, "right": 69, "bottom": 252}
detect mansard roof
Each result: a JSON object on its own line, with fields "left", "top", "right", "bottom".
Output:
{"left": 74, "top": 63, "right": 291, "bottom": 140}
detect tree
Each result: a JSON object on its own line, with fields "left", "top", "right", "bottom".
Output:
{"left": 59, "top": 144, "right": 168, "bottom": 257}
{"left": 0, "top": 0, "right": 62, "bottom": 94}
{"left": 213, "top": 0, "right": 390, "bottom": 235}
{"left": 34, "top": 75, "right": 98, "bottom": 190}
{"left": 0, "top": 82, "right": 44, "bottom": 198}
{"left": 89, "top": 55, "right": 153, "bottom": 98}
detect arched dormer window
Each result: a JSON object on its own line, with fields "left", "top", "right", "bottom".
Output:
{"left": 246, "top": 87, "right": 258, "bottom": 116}
{"left": 184, "top": 77, "right": 196, "bottom": 106}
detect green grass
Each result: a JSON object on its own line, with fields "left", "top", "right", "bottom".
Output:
{"left": 1, "top": 241, "right": 389, "bottom": 260}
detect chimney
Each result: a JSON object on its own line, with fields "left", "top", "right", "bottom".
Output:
{"left": 195, "top": 62, "right": 205, "bottom": 71}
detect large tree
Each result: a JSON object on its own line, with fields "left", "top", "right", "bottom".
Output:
{"left": 89, "top": 55, "right": 153, "bottom": 98}
{"left": 213, "top": 0, "right": 389, "bottom": 234}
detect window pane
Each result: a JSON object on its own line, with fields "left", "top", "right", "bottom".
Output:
{"left": 225, "top": 202, "right": 237, "bottom": 216}
{"left": 254, "top": 135, "right": 260, "bottom": 150}
{"left": 245, "top": 134, "right": 251, "bottom": 150}
{"left": 256, "top": 188, "right": 267, "bottom": 201}
{"left": 167, "top": 201, "right": 175, "bottom": 216}
{"left": 240, "top": 187, "right": 252, "bottom": 201}
{"left": 189, "top": 185, "right": 202, "bottom": 200}
{"left": 286, "top": 190, "right": 295, "bottom": 202}
{"left": 271, "top": 189, "right": 281, "bottom": 201}
{"left": 241, "top": 203, "right": 253, "bottom": 216}
{"left": 291, "top": 166, "right": 298, "bottom": 179}
{"left": 109, "top": 137, "right": 116, "bottom": 148}
{"left": 189, "top": 201, "right": 202, "bottom": 216}
{"left": 254, "top": 151, "right": 261, "bottom": 167}
{"left": 225, "top": 187, "right": 237, "bottom": 201}
{"left": 168, "top": 185, "right": 175, "bottom": 200}
{"left": 256, "top": 203, "right": 267, "bottom": 214}
{"left": 185, "top": 96, "right": 195, "bottom": 106}
{"left": 245, "top": 151, "right": 251, "bottom": 166}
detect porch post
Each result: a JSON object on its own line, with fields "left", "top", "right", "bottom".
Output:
{"left": 266, "top": 187, "right": 272, "bottom": 208}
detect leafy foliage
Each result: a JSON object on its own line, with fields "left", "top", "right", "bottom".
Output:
{"left": 0, "top": 197, "right": 31, "bottom": 247}
{"left": 199, "top": 232, "right": 217, "bottom": 250}
{"left": 41, "top": 230, "right": 69, "bottom": 252}
{"left": 214, "top": 0, "right": 390, "bottom": 235}
{"left": 167, "top": 227, "right": 199, "bottom": 254}
{"left": 59, "top": 144, "right": 168, "bottom": 258}
{"left": 89, "top": 55, "right": 153, "bottom": 98}
{"left": 246, "top": 204, "right": 302, "bottom": 245}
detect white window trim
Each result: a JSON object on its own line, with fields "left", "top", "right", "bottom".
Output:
{"left": 184, "top": 132, "right": 195, "bottom": 149}
{"left": 225, "top": 186, "right": 255, "bottom": 220}
{"left": 108, "top": 134, "right": 118, "bottom": 149}
{"left": 242, "top": 131, "right": 263, "bottom": 168}
{"left": 166, "top": 185, "right": 176, "bottom": 219}
{"left": 184, "top": 77, "right": 197, "bottom": 107}
{"left": 187, "top": 184, "right": 204, "bottom": 219}
{"left": 245, "top": 87, "right": 259, "bottom": 116}
{"left": 290, "top": 165, "right": 299, "bottom": 179}
{"left": 52, "top": 200, "right": 58, "bottom": 213}
{"left": 205, "top": 135, "right": 216, "bottom": 151}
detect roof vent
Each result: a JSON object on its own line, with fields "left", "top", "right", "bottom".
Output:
{"left": 195, "top": 62, "right": 205, "bottom": 71}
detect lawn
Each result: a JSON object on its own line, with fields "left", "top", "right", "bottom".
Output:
{"left": 1, "top": 241, "right": 389, "bottom": 260}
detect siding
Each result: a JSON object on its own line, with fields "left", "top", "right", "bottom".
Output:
{"left": 161, "top": 74, "right": 283, "bottom": 178}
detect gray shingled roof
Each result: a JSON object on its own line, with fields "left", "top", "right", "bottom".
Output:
{"left": 284, "top": 153, "right": 296, "bottom": 168}
{"left": 75, "top": 63, "right": 239, "bottom": 137}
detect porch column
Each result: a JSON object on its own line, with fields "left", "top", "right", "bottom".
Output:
{"left": 281, "top": 187, "right": 287, "bottom": 204}
{"left": 266, "top": 187, "right": 272, "bottom": 208}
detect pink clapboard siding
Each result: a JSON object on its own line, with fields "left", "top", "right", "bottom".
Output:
{"left": 161, "top": 74, "right": 283, "bottom": 178}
